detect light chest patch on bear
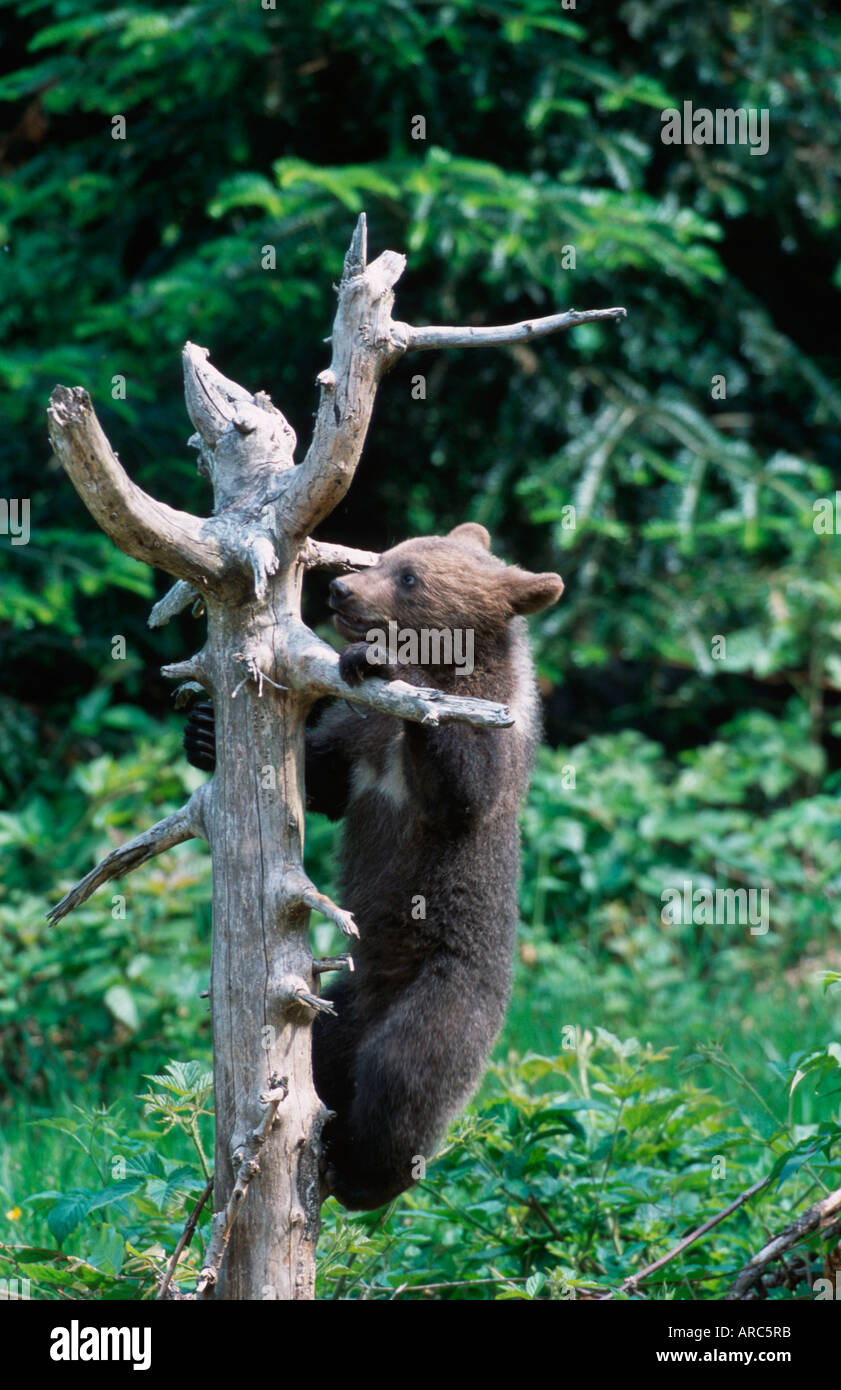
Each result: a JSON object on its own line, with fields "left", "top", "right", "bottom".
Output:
{"left": 349, "top": 741, "right": 409, "bottom": 808}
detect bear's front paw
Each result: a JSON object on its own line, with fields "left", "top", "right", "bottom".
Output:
{"left": 339, "top": 642, "right": 378, "bottom": 687}
{"left": 183, "top": 700, "right": 217, "bottom": 772}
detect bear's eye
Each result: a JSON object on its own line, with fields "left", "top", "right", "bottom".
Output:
{"left": 400, "top": 570, "right": 417, "bottom": 589}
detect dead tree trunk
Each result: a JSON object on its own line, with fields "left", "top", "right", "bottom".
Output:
{"left": 46, "top": 215, "right": 625, "bottom": 1300}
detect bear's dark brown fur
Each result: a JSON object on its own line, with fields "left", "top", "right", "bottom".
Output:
{"left": 184, "top": 522, "right": 562, "bottom": 1210}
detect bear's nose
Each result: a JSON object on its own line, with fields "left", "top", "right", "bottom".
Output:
{"left": 330, "top": 578, "right": 350, "bottom": 605}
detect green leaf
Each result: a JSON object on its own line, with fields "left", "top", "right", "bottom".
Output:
{"left": 104, "top": 985, "right": 140, "bottom": 1031}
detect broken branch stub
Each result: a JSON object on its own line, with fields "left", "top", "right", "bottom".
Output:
{"left": 150, "top": 541, "right": 381, "bottom": 630}
{"left": 46, "top": 211, "right": 625, "bottom": 1300}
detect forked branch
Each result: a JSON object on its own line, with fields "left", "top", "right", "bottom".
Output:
{"left": 281, "top": 213, "right": 626, "bottom": 541}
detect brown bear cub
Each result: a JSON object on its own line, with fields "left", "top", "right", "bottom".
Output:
{"left": 184, "top": 523, "right": 562, "bottom": 1210}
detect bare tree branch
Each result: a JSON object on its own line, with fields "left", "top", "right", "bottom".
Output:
{"left": 149, "top": 579, "right": 199, "bottom": 628}
{"left": 195, "top": 1079, "right": 290, "bottom": 1301}
{"left": 301, "top": 539, "right": 380, "bottom": 572}
{"left": 47, "top": 790, "right": 207, "bottom": 925}
{"left": 287, "top": 626, "right": 513, "bottom": 728}
{"left": 282, "top": 869, "right": 360, "bottom": 939}
{"left": 157, "top": 1176, "right": 215, "bottom": 1301}
{"left": 726, "top": 1186, "right": 841, "bottom": 1300}
{"left": 149, "top": 535, "right": 377, "bottom": 623}
{"left": 279, "top": 213, "right": 625, "bottom": 544}
{"left": 47, "top": 387, "right": 230, "bottom": 591}
{"left": 282, "top": 216, "right": 406, "bottom": 538}
{"left": 402, "top": 305, "right": 627, "bottom": 352}
{"left": 605, "top": 1178, "right": 770, "bottom": 1300}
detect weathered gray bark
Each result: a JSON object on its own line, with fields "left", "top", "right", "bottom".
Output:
{"left": 47, "top": 215, "right": 625, "bottom": 1300}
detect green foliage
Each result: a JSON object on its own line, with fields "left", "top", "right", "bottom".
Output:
{"left": 316, "top": 1031, "right": 841, "bottom": 1299}
{"left": 1, "top": 1069, "right": 214, "bottom": 1299}
{"left": 522, "top": 701, "right": 841, "bottom": 964}
{"left": 512, "top": 706, "right": 841, "bottom": 1100}
{"left": 3, "top": 0, "right": 841, "bottom": 700}
{"left": 139, "top": 1060, "right": 212, "bottom": 1179}
{"left": 6, "top": 1028, "right": 837, "bottom": 1299}
{"left": 1, "top": 710, "right": 839, "bottom": 1298}
{"left": 0, "top": 697, "right": 212, "bottom": 1093}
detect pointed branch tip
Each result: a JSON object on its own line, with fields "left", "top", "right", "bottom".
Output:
{"left": 406, "top": 305, "right": 628, "bottom": 353}
{"left": 47, "top": 795, "right": 206, "bottom": 924}
{"left": 343, "top": 212, "right": 368, "bottom": 278}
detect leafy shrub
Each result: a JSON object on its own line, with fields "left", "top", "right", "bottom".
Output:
{"left": 4, "top": 1032, "right": 838, "bottom": 1300}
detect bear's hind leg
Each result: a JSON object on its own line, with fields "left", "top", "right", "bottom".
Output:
{"left": 321, "top": 967, "right": 496, "bottom": 1211}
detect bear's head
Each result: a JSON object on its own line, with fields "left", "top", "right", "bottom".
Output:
{"left": 328, "top": 523, "right": 563, "bottom": 661}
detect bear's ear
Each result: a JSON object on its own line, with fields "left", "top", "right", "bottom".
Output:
{"left": 448, "top": 522, "right": 491, "bottom": 551}
{"left": 502, "top": 568, "right": 564, "bottom": 615}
